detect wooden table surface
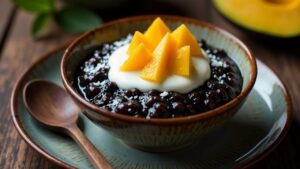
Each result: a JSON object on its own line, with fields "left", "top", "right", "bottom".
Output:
{"left": 1, "top": 0, "right": 300, "bottom": 168}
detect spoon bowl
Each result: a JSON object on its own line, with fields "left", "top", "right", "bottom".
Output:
{"left": 23, "top": 79, "right": 112, "bottom": 169}
{"left": 23, "top": 80, "right": 79, "bottom": 128}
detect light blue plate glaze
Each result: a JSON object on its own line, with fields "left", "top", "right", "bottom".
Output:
{"left": 11, "top": 48, "right": 292, "bottom": 169}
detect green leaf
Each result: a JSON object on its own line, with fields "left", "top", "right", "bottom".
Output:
{"left": 31, "top": 13, "right": 51, "bottom": 37}
{"left": 55, "top": 7, "right": 102, "bottom": 34}
{"left": 13, "top": 0, "right": 54, "bottom": 13}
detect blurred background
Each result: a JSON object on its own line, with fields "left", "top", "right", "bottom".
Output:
{"left": 1, "top": 0, "right": 300, "bottom": 168}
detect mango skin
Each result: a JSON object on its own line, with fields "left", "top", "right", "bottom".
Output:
{"left": 213, "top": 0, "right": 300, "bottom": 38}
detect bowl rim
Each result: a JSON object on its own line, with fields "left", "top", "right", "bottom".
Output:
{"left": 61, "top": 15, "right": 257, "bottom": 124}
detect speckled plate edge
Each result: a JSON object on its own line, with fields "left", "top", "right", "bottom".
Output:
{"left": 10, "top": 44, "right": 292, "bottom": 169}
{"left": 235, "top": 60, "right": 293, "bottom": 169}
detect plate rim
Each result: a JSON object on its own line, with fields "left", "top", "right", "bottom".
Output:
{"left": 235, "top": 60, "right": 293, "bottom": 169}
{"left": 10, "top": 45, "right": 293, "bottom": 169}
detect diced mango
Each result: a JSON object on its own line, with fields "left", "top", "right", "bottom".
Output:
{"left": 172, "top": 24, "right": 203, "bottom": 57}
{"left": 122, "top": 19, "right": 204, "bottom": 82}
{"left": 144, "top": 17, "right": 170, "bottom": 48}
{"left": 121, "top": 43, "right": 153, "bottom": 71}
{"left": 140, "top": 33, "right": 176, "bottom": 82}
{"left": 172, "top": 46, "right": 190, "bottom": 76}
{"left": 127, "top": 31, "right": 154, "bottom": 55}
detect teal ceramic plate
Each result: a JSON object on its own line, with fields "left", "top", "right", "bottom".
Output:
{"left": 11, "top": 46, "right": 292, "bottom": 169}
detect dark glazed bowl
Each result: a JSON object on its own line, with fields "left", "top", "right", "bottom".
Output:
{"left": 61, "top": 15, "right": 257, "bottom": 152}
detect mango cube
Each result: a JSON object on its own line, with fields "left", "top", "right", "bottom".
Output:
{"left": 172, "top": 46, "right": 190, "bottom": 76}
{"left": 172, "top": 24, "right": 203, "bottom": 57}
{"left": 144, "top": 17, "right": 170, "bottom": 48}
{"left": 121, "top": 43, "right": 152, "bottom": 71}
{"left": 121, "top": 18, "right": 204, "bottom": 82}
{"left": 127, "top": 31, "right": 154, "bottom": 55}
{"left": 140, "top": 33, "right": 176, "bottom": 82}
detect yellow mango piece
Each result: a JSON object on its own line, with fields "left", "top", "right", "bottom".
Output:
{"left": 140, "top": 33, "right": 176, "bottom": 82}
{"left": 172, "top": 24, "right": 203, "bottom": 57}
{"left": 173, "top": 46, "right": 190, "bottom": 76}
{"left": 127, "top": 31, "right": 154, "bottom": 55}
{"left": 144, "top": 17, "right": 171, "bottom": 47}
{"left": 121, "top": 43, "right": 152, "bottom": 71}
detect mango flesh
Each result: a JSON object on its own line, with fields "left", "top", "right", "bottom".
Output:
{"left": 121, "top": 18, "right": 204, "bottom": 82}
{"left": 213, "top": 0, "right": 300, "bottom": 37}
{"left": 127, "top": 31, "right": 154, "bottom": 55}
{"left": 144, "top": 17, "right": 171, "bottom": 47}
{"left": 121, "top": 43, "right": 152, "bottom": 71}
{"left": 172, "top": 25, "right": 204, "bottom": 57}
{"left": 172, "top": 46, "right": 190, "bottom": 76}
{"left": 140, "top": 33, "right": 176, "bottom": 82}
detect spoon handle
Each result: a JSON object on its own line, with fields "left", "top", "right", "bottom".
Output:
{"left": 66, "top": 124, "right": 113, "bottom": 169}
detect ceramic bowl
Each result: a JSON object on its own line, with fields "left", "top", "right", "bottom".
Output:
{"left": 61, "top": 15, "right": 257, "bottom": 152}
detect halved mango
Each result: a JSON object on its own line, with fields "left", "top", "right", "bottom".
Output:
{"left": 172, "top": 46, "right": 190, "bottom": 76}
{"left": 172, "top": 24, "right": 203, "bottom": 57}
{"left": 140, "top": 33, "right": 176, "bottom": 82}
{"left": 144, "top": 17, "right": 171, "bottom": 47}
{"left": 121, "top": 43, "right": 152, "bottom": 71}
{"left": 127, "top": 31, "right": 154, "bottom": 55}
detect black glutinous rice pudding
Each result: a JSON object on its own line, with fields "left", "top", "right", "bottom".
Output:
{"left": 74, "top": 18, "right": 243, "bottom": 119}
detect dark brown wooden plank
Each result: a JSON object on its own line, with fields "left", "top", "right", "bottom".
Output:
{"left": 0, "top": 9, "right": 73, "bottom": 168}
{"left": 0, "top": 0, "right": 15, "bottom": 54}
{"left": 0, "top": 0, "right": 14, "bottom": 38}
{"left": 1, "top": 0, "right": 300, "bottom": 168}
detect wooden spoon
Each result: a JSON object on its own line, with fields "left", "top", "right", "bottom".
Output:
{"left": 23, "top": 79, "right": 112, "bottom": 169}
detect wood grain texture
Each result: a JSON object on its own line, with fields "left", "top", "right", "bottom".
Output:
{"left": 0, "top": 6, "right": 73, "bottom": 169}
{"left": 1, "top": 0, "right": 300, "bottom": 168}
{"left": 0, "top": 0, "right": 15, "bottom": 54}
